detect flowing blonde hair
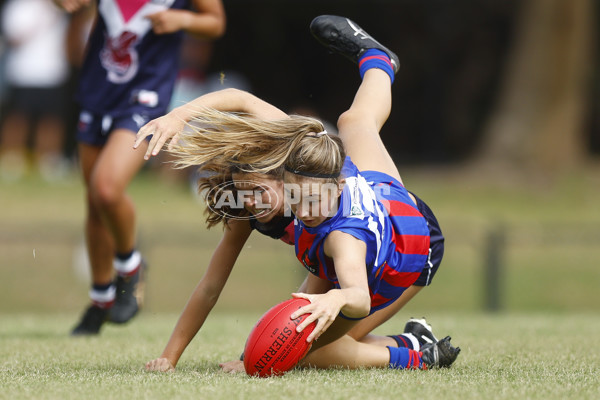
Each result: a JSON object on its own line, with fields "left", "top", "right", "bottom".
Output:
{"left": 170, "top": 108, "right": 346, "bottom": 225}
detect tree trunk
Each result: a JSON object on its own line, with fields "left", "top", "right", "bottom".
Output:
{"left": 474, "top": 0, "right": 594, "bottom": 176}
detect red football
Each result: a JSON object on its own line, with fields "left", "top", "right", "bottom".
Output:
{"left": 244, "top": 298, "right": 315, "bottom": 377}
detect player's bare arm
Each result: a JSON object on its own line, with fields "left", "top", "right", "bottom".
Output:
{"left": 135, "top": 88, "right": 289, "bottom": 159}
{"left": 146, "top": 220, "right": 252, "bottom": 371}
{"left": 291, "top": 231, "right": 370, "bottom": 342}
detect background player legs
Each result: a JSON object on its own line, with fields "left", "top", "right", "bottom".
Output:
{"left": 75, "top": 128, "right": 148, "bottom": 328}
{"left": 79, "top": 142, "right": 115, "bottom": 286}
{"left": 83, "top": 129, "right": 147, "bottom": 256}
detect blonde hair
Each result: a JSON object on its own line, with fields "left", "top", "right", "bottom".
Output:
{"left": 170, "top": 108, "right": 346, "bottom": 225}
{"left": 172, "top": 108, "right": 324, "bottom": 170}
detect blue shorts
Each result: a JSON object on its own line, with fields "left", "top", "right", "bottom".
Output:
{"left": 411, "top": 192, "right": 444, "bottom": 286}
{"left": 76, "top": 110, "right": 161, "bottom": 147}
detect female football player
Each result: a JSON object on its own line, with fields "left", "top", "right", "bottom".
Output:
{"left": 56, "top": 0, "right": 226, "bottom": 335}
{"left": 137, "top": 15, "right": 459, "bottom": 372}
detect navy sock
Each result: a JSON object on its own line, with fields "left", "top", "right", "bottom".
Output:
{"left": 358, "top": 49, "right": 395, "bottom": 83}
{"left": 92, "top": 282, "right": 113, "bottom": 292}
{"left": 387, "top": 346, "right": 424, "bottom": 370}
{"left": 115, "top": 249, "right": 134, "bottom": 261}
{"left": 388, "top": 334, "right": 416, "bottom": 349}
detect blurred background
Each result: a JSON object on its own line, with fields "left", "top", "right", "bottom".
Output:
{"left": 1, "top": 0, "right": 599, "bottom": 316}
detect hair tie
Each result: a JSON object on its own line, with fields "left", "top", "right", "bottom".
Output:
{"left": 308, "top": 130, "right": 328, "bottom": 139}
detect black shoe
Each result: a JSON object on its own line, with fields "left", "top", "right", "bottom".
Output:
{"left": 404, "top": 317, "right": 438, "bottom": 347}
{"left": 420, "top": 336, "right": 461, "bottom": 368}
{"left": 109, "top": 259, "right": 146, "bottom": 324}
{"left": 71, "top": 304, "right": 109, "bottom": 336}
{"left": 310, "top": 15, "right": 400, "bottom": 74}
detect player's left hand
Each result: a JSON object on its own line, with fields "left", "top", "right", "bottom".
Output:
{"left": 145, "top": 357, "right": 175, "bottom": 372}
{"left": 146, "top": 10, "right": 189, "bottom": 34}
{"left": 290, "top": 291, "right": 344, "bottom": 343}
{"left": 219, "top": 360, "right": 245, "bottom": 373}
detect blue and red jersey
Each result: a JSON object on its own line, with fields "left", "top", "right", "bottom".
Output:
{"left": 76, "top": 0, "right": 190, "bottom": 116}
{"left": 294, "top": 157, "right": 431, "bottom": 314}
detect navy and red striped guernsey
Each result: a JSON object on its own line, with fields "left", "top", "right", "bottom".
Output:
{"left": 294, "top": 157, "right": 431, "bottom": 314}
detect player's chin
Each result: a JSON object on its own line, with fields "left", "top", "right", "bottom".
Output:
{"left": 300, "top": 218, "right": 323, "bottom": 227}
{"left": 253, "top": 210, "right": 275, "bottom": 223}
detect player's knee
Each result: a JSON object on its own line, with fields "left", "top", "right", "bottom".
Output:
{"left": 337, "top": 110, "right": 374, "bottom": 133}
{"left": 89, "top": 177, "right": 122, "bottom": 209}
{"left": 337, "top": 110, "right": 360, "bottom": 131}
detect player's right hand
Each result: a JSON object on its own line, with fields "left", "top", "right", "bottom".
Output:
{"left": 134, "top": 114, "right": 185, "bottom": 160}
{"left": 145, "top": 357, "right": 175, "bottom": 372}
{"left": 290, "top": 290, "right": 345, "bottom": 343}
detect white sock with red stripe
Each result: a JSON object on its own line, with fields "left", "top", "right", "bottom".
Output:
{"left": 113, "top": 250, "right": 141, "bottom": 277}
{"left": 89, "top": 283, "right": 116, "bottom": 309}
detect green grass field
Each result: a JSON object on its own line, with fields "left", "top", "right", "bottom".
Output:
{"left": 1, "top": 167, "right": 600, "bottom": 399}
{"left": 1, "top": 312, "right": 599, "bottom": 400}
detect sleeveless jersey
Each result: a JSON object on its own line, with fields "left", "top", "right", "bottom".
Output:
{"left": 294, "top": 157, "right": 431, "bottom": 314}
{"left": 76, "top": 0, "right": 189, "bottom": 116}
{"left": 250, "top": 215, "right": 295, "bottom": 246}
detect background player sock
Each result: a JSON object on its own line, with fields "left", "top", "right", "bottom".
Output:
{"left": 387, "top": 346, "right": 425, "bottom": 370}
{"left": 89, "top": 283, "right": 116, "bottom": 309}
{"left": 388, "top": 333, "right": 420, "bottom": 350}
{"left": 358, "top": 49, "right": 395, "bottom": 83}
{"left": 114, "top": 250, "right": 141, "bottom": 277}
{"left": 115, "top": 249, "right": 134, "bottom": 261}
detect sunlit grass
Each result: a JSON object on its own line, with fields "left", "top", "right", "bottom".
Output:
{"left": 2, "top": 168, "right": 600, "bottom": 398}
{"left": 1, "top": 312, "right": 599, "bottom": 400}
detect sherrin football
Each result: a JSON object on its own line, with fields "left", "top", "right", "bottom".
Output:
{"left": 244, "top": 298, "right": 316, "bottom": 377}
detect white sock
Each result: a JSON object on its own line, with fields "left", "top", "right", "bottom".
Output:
{"left": 113, "top": 250, "right": 141, "bottom": 276}
{"left": 89, "top": 285, "right": 116, "bottom": 308}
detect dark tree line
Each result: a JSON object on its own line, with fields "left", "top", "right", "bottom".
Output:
{"left": 209, "top": 0, "right": 599, "bottom": 175}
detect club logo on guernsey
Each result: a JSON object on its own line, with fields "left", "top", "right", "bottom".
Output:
{"left": 101, "top": 31, "right": 140, "bottom": 84}
{"left": 98, "top": 0, "right": 176, "bottom": 84}
{"left": 301, "top": 249, "right": 318, "bottom": 274}
{"left": 350, "top": 204, "right": 364, "bottom": 217}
